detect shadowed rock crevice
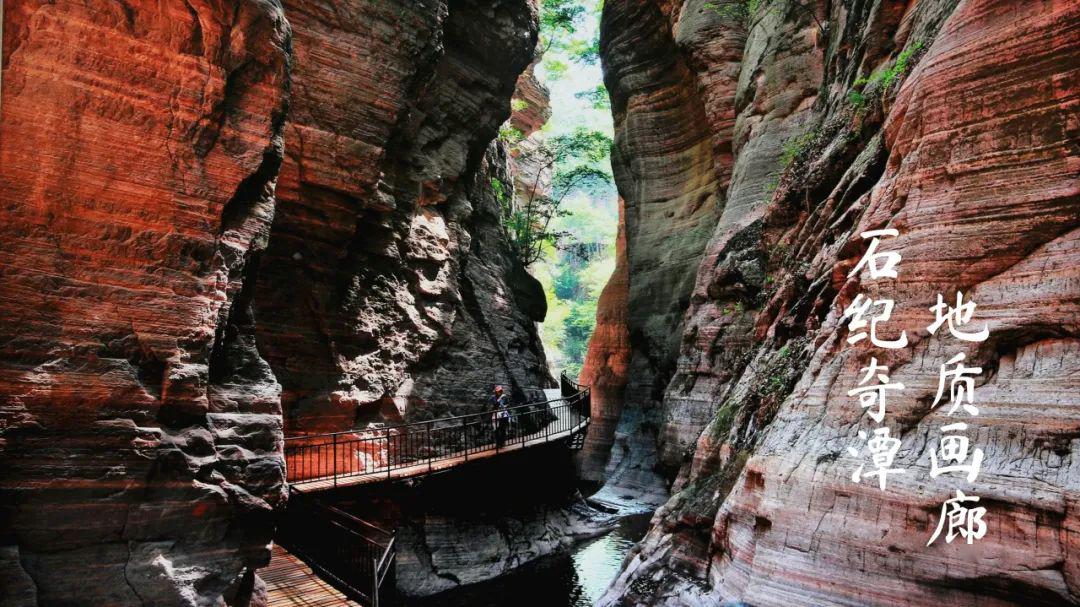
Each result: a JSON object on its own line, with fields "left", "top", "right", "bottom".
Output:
{"left": 251, "top": 0, "right": 551, "bottom": 435}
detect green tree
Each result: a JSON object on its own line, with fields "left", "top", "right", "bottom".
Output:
{"left": 507, "top": 128, "right": 612, "bottom": 266}
{"left": 562, "top": 299, "right": 599, "bottom": 376}
{"left": 575, "top": 84, "right": 611, "bottom": 110}
{"left": 540, "top": 0, "right": 585, "bottom": 54}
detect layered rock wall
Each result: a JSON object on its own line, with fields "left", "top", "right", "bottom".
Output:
{"left": 576, "top": 0, "right": 730, "bottom": 502}
{"left": 255, "top": 0, "right": 551, "bottom": 434}
{"left": 577, "top": 199, "right": 633, "bottom": 483}
{"left": 0, "top": 1, "right": 291, "bottom": 604}
{"left": 0, "top": 0, "right": 548, "bottom": 604}
{"left": 596, "top": 0, "right": 1080, "bottom": 605}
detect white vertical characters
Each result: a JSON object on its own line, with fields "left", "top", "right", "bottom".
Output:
{"left": 842, "top": 295, "right": 909, "bottom": 349}
{"left": 933, "top": 352, "right": 982, "bottom": 416}
{"left": 927, "top": 490, "right": 987, "bottom": 546}
{"left": 928, "top": 422, "right": 984, "bottom": 482}
{"left": 848, "top": 427, "right": 906, "bottom": 490}
{"left": 848, "top": 357, "right": 905, "bottom": 423}
{"left": 928, "top": 292, "right": 989, "bottom": 342}
{"left": 849, "top": 229, "right": 902, "bottom": 279}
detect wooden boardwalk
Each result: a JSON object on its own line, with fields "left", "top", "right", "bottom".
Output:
{"left": 271, "top": 382, "right": 590, "bottom": 606}
{"left": 290, "top": 392, "right": 587, "bottom": 493}
{"left": 264, "top": 544, "right": 358, "bottom": 607}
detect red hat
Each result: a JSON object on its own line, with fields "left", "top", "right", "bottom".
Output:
{"left": 494, "top": 385, "right": 504, "bottom": 393}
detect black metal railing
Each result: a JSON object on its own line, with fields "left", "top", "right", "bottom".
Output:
{"left": 285, "top": 373, "right": 590, "bottom": 487}
{"left": 279, "top": 488, "right": 395, "bottom": 606}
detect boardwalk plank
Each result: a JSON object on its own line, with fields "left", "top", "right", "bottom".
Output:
{"left": 264, "top": 545, "right": 359, "bottom": 607}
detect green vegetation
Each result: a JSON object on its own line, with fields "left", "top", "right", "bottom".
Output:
{"left": 848, "top": 41, "right": 925, "bottom": 108}
{"left": 704, "top": 0, "right": 761, "bottom": 21}
{"left": 539, "top": 0, "right": 585, "bottom": 53}
{"left": 491, "top": 177, "right": 509, "bottom": 207}
{"left": 711, "top": 399, "right": 739, "bottom": 440}
{"left": 565, "top": 35, "right": 601, "bottom": 65}
{"left": 879, "top": 41, "right": 924, "bottom": 91}
{"left": 780, "top": 130, "right": 817, "bottom": 167}
{"left": 722, "top": 301, "right": 746, "bottom": 316}
{"left": 544, "top": 59, "right": 570, "bottom": 81}
{"left": 847, "top": 89, "right": 868, "bottom": 109}
{"left": 498, "top": 124, "right": 525, "bottom": 147}
{"left": 504, "top": 128, "right": 611, "bottom": 267}
{"left": 511, "top": 98, "right": 530, "bottom": 112}
{"left": 574, "top": 84, "right": 611, "bottom": 110}
{"left": 539, "top": 0, "right": 603, "bottom": 80}
{"left": 510, "top": 0, "right": 615, "bottom": 377}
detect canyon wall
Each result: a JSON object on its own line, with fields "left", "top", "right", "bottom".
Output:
{"left": 577, "top": 199, "right": 632, "bottom": 483}
{"left": 0, "top": 0, "right": 548, "bottom": 604}
{"left": 578, "top": 199, "right": 668, "bottom": 513}
{"left": 576, "top": 0, "right": 732, "bottom": 505}
{"left": 0, "top": 1, "right": 292, "bottom": 604}
{"left": 256, "top": 0, "right": 550, "bottom": 435}
{"left": 596, "top": 0, "right": 1080, "bottom": 605}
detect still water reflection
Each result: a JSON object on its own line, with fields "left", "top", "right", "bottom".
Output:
{"left": 408, "top": 514, "right": 651, "bottom": 607}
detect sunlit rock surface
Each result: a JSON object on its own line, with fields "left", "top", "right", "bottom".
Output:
{"left": 0, "top": 0, "right": 551, "bottom": 604}
{"left": 600, "top": 0, "right": 726, "bottom": 477}
{"left": 0, "top": 1, "right": 291, "bottom": 604}
{"left": 578, "top": 199, "right": 633, "bottom": 483}
{"left": 596, "top": 0, "right": 1080, "bottom": 605}
{"left": 578, "top": 199, "right": 668, "bottom": 514}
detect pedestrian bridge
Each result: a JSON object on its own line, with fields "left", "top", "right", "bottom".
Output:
{"left": 284, "top": 374, "right": 591, "bottom": 492}
{"left": 274, "top": 375, "right": 591, "bottom": 606}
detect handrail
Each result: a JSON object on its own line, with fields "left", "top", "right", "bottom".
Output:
{"left": 285, "top": 389, "right": 579, "bottom": 442}
{"left": 277, "top": 374, "right": 590, "bottom": 605}
{"left": 284, "top": 375, "right": 591, "bottom": 488}
{"left": 278, "top": 488, "right": 396, "bottom": 606}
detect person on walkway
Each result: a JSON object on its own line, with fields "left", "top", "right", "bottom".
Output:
{"left": 492, "top": 404, "right": 511, "bottom": 448}
{"left": 488, "top": 384, "right": 508, "bottom": 409}
{"left": 489, "top": 385, "right": 510, "bottom": 447}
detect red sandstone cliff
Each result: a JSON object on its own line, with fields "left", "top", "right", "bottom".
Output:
{"left": 594, "top": 0, "right": 1080, "bottom": 605}
{"left": 578, "top": 199, "right": 633, "bottom": 483}
{"left": 1, "top": 1, "right": 291, "bottom": 604}
{"left": 0, "top": 1, "right": 549, "bottom": 604}
{"left": 576, "top": 197, "right": 669, "bottom": 514}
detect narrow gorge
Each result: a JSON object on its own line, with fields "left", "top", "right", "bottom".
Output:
{"left": 1, "top": 0, "right": 1078, "bottom": 606}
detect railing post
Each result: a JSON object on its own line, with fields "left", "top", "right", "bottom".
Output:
{"left": 463, "top": 417, "right": 469, "bottom": 461}
{"left": 427, "top": 421, "right": 433, "bottom": 474}
{"left": 546, "top": 406, "right": 551, "bottom": 443}
{"left": 386, "top": 430, "right": 391, "bottom": 480}
{"left": 333, "top": 434, "right": 338, "bottom": 488}
{"left": 372, "top": 556, "right": 380, "bottom": 607}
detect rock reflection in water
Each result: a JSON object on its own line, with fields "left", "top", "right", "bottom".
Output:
{"left": 408, "top": 513, "right": 651, "bottom": 607}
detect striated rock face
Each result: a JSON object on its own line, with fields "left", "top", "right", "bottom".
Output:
{"left": 0, "top": 1, "right": 291, "bottom": 604}
{"left": 577, "top": 198, "right": 668, "bottom": 513}
{"left": 602, "top": 0, "right": 726, "bottom": 453}
{"left": 597, "top": 0, "right": 1080, "bottom": 605}
{"left": 255, "top": 0, "right": 551, "bottom": 435}
{"left": 510, "top": 62, "right": 552, "bottom": 138}
{"left": 1, "top": 0, "right": 549, "bottom": 604}
{"left": 577, "top": 199, "right": 633, "bottom": 483}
